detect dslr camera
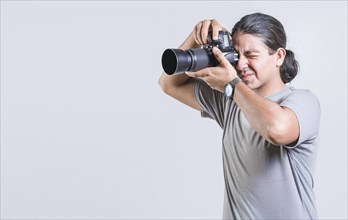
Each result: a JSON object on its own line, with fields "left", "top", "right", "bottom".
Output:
{"left": 161, "top": 30, "right": 239, "bottom": 75}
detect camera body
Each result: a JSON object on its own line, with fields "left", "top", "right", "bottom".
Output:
{"left": 162, "top": 31, "right": 239, "bottom": 75}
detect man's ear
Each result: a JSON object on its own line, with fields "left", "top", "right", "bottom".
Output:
{"left": 275, "top": 47, "right": 286, "bottom": 67}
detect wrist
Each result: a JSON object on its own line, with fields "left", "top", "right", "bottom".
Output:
{"left": 179, "top": 32, "right": 200, "bottom": 49}
{"left": 224, "top": 77, "right": 242, "bottom": 98}
{"left": 230, "top": 77, "right": 242, "bottom": 88}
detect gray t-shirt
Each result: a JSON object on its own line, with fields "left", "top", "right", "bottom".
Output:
{"left": 193, "top": 79, "right": 320, "bottom": 219}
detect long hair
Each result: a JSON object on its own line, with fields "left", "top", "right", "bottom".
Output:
{"left": 232, "top": 13, "right": 299, "bottom": 83}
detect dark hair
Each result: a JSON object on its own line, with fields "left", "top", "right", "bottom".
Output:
{"left": 231, "top": 13, "right": 299, "bottom": 83}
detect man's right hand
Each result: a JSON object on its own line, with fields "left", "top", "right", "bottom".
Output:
{"left": 179, "top": 19, "right": 226, "bottom": 50}
{"left": 192, "top": 19, "right": 226, "bottom": 46}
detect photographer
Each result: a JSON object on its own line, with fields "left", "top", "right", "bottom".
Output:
{"left": 159, "top": 13, "right": 320, "bottom": 219}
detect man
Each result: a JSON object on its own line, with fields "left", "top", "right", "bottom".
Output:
{"left": 159, "top": 13, "right": 320, "bottom": 219}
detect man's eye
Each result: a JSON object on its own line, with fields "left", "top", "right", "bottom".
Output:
{"left": 247, "top": 55, "right": 258, "bottom": 59}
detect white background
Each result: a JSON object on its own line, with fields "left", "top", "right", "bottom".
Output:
{"left": 1, "top": 1, "right": 347, "bottom": 219}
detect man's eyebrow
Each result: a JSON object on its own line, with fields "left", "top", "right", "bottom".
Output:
{"left": 244, "top": 50, "right": 260, "bottom": 55}
{"left": 234, "top": 49, "right": 261, "bottom": 55}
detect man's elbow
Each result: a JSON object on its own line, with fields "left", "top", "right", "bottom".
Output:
{"left": 158, "top": 75, "right": 170, "bottom": 94}
{"left": 266, "top": 122, "right": 298, "bottom": 146}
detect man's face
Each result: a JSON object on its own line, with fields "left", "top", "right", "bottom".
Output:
{"left": 232, "top": 33, "right": 281, "bottom": 94}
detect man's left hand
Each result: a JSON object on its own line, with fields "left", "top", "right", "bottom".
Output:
{"left": 186, "top": 47, "right": 238, "bottom": 93}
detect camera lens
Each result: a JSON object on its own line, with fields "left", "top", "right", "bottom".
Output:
{"left": 162, "top": 48, "right": 213, "bottom": 75}
{"left": 162, "top": 49, "right": 192, "bottom": 75}
{"left": 162, "top": 31, "right": 238, "bottom": 75}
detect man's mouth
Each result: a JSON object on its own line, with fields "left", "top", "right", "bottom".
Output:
{"left": 238, "top": 68, "right": 255, "bottom": 81}
{"left": 239, "top": 72, "right": 254, "bottom": 81}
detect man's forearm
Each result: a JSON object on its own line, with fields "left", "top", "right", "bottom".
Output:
{"left": 233, "top": 83, "right": 299, "bottom": 146}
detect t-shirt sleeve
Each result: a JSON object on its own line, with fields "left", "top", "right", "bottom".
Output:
{"left": 193, "top": 78, "right": 226, "bottom": 128}
{"left": 280, "top": 90, "right": 321, "bottom": 148}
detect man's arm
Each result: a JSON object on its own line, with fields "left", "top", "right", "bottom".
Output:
{"left": 187, "top": 47, "right": 300, "bottom": 146}
{"left": 233, "top": 82, "right": 300, "bottom": 146}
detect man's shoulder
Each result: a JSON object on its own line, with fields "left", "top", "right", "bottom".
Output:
{"left": 280, "top": 87, "right": 321, "bottom": 116}
{"left": 286, "top": 87, "right": 319, "bottom": 103}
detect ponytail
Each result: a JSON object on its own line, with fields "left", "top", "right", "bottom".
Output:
{"left": 280, "top": 49, "right": 299, "bottom": 83}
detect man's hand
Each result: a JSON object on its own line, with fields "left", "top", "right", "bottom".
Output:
{"left": 193, "top": 19, "right": 223, "bottom": 45}
{"left": 186, "top": 47, "right": 238, "bottom": 93}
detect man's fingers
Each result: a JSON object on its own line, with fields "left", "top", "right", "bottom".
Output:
{"left": 186, "top": 71, "right": 201, "bottom": 78}
{"left": 194, "top": 19, "right": 224, "bottom": 45}
{"left": 194, "top": 21, "right": 204, "bottom": 45}
{"left": 201, "top": 20, "right": 212, "bottom": 44}
{"left": 186, "top": 70, "right": 208, "bottom": 78}
{"left": 211, "top": 19, "right": 222, "bottom": 40}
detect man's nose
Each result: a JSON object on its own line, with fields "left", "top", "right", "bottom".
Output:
{"left": 235, "top": 55, "right": 248, "bottom": 72}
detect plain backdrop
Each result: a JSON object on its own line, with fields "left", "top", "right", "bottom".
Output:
{"left": 1, "top": 1, "right": 347, "bottom": 219}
